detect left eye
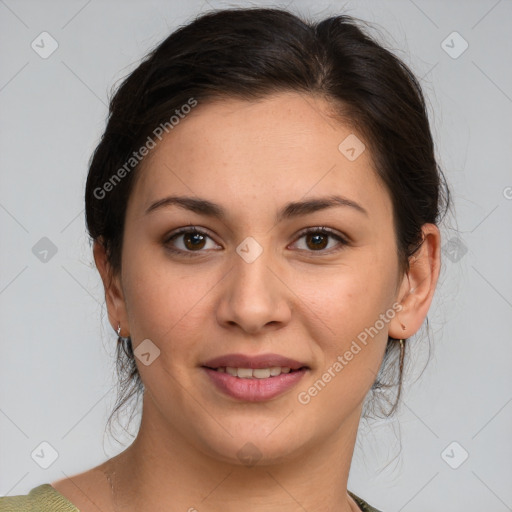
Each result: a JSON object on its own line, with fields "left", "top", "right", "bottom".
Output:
{"left": 291, "top": 227, "right": 348, "bottom": 253}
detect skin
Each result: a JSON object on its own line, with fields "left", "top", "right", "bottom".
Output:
{"left": 52, "top": 92, "right": 440, "bottom": 512}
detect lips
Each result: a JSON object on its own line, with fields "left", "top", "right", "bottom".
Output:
{"left": 201, "top": 353, "right": 310, "bottom": 401}
{"left": 201, "top": 353, "right": 309, "bottom": 371}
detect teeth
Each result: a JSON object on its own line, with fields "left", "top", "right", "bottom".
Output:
{"left": 237, "top": 368, "right": 253, "bottom": 378}
{"left": 253, "top": 368, "right": 271, "bottom": 378}
{"left": 220, "top": 366, "right": 294, "bottom": 378}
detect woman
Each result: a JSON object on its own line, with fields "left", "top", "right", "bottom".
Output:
{"left": 0, "top": 7, "right": 449, "bottom": 512}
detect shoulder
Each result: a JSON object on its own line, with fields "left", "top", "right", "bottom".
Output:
{"left": 50, "top": 467, "right": 113, "bottom": 512}
{"left": 0, "top": 484, "right": 78, "bottom": 511}
{"left": 348, "top": 489, "right": 384, "bottom": 512}
{"left": 0, "top": 464, "right": 113, "bottom": 512}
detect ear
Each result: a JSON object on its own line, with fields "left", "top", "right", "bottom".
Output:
{"left": 93, "top": 239, "right": 130, "bottom": 337}
{"left": 388, "top": 223, "right": 441, "bottom": 339}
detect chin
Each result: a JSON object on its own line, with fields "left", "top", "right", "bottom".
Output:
{"left": 199, "top": 430, "right": 309, "bottom": 468}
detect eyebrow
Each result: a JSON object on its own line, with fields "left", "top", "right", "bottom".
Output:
{"left": 145, "top": 194, "right": 368, "bottom": 221}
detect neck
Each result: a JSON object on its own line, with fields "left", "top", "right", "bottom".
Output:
{"left": 103, "top": 393, "right": 363, "bottom": 512}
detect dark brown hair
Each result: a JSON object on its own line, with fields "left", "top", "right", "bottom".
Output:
{"left": 84, "top": 7, "right": 451, "bottom": 437}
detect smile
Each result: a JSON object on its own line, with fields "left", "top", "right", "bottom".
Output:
{"left": 211, "top": 366, "right": 298, "bottom": 378}
{"left": 202, "top": 366, "right": 308, "bottom": 401}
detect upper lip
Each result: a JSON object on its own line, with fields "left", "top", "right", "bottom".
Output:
{"left": 202, "top": 353, "right": 309, "bottom": 370}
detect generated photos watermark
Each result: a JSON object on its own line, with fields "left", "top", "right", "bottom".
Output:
{"left": 297, "top": 302, "right": 403, "bottom": 405}
{"left": 93, "top": 97, "right": 198, "bottom": 200}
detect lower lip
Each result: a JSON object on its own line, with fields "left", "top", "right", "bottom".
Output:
{"left": 202, "top": 367, "right": 308, "bottom": 402}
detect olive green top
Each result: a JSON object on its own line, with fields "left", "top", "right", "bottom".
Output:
{"left": 0, "top": 484, "right": 382, "bottom": 511}
{"left": 0, "top": 484, "right": 77, "bottom": 511}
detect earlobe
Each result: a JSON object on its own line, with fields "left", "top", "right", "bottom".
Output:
{"left": 388, "top": 224, "right": 441, "bottom": 340}
{"left": 93, "top": 239, "right": 129, "bottom": 335}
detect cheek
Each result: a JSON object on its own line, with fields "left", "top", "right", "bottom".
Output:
{"left": 121, "top": 248, "right": 218, "bottom": 352}
{"left": 299, "top": 261, "right": 394, "bottom": 335}
{"left": 291, "top": 255, "right": 398, "bottom": 396}
{"left": 294, "top": 272, "right": 394, "bottom": 413}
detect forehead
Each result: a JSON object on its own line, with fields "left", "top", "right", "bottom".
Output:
{"left": 128, "top": 92, "right": 391, "bottom": 221}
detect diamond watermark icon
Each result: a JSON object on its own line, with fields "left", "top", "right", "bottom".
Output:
{"left": 32, "top": 237, "right": 58, "bottom": 263}
{"left": 237, "top": 442, "right": 262, "bottom": 467}
{"left": 442, "top": 237, "right": 467, "bottom": 263}
{"left": 134, "top": 338, "right": 161, "bottom": 366}
{"left": 31, "top": 441, "right": 59, "bottom": 469}
{"left": 31, "top": 32, "right": 59, "bottom": 59}
{"left": 441, "top": 31, "right": 468, "bottom": 59}
{"left": 236, "top": 236, "right": 263, "bottom": 263}
{"left": 338, "top": 134, "right": 366, "bottom": 161}
{"left": 441, "top": 441, "right": 469, "bottom": 469}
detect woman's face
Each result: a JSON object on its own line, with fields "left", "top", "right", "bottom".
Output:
{"left": 107, "top": 92, "right": 415, "bottom": 464}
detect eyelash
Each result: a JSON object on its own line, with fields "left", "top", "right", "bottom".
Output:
{"left": 163, "top": 226, "right": 349, "bottom": 258}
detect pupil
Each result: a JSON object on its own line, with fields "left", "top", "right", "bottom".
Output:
{"left": 308, "top": 233, "right": 327, "bottom": 250}
{"left": 185, "top": 232, "right": 205, "bottom": 250}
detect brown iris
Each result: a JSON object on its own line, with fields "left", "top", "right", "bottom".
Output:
{"left": 305, "top": 232, "right": 329, "bottom": 250}
{"left": 183, "top": 231, "right": 207, "bottom": 250}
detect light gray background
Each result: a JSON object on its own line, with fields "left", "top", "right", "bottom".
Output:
{"left": 1, "top": 1, "right": 511, "bottom": 511}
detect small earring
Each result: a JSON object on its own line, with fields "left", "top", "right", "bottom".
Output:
{"left": 398, "top": 339, "right": 405, "bottom": 365}
{"left": 116, "top": 322, "right": 130, "bottom": 342}
{"left": 400, "top": 322, "right": 406, "bottom": 331}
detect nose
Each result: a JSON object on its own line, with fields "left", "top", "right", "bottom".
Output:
{"left": 216, "top": 244, "right": 292, "bottom": 334}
